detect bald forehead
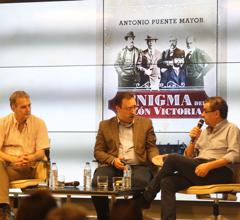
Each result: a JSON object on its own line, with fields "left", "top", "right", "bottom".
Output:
{"left": 14, "top": 97, "right": 30, "bottom": 107}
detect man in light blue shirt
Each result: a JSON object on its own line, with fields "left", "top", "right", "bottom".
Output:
{"left": 135, "top": 96, "right": 240, "bottom": 220}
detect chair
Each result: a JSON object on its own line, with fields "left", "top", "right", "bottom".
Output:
{"left": 180, "top": 164, "right": 240, "bottom": 219}
{"left": 10, "top": 149, "right": 50, "bottom": 189}
{"left": 9, "top": 149, "right": 50, "bottom": 211}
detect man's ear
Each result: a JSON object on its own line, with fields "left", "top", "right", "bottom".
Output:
{"left": 115, "top": 105, "right": 120, "bottom": 112}
{"left": 10, "top": 104, "right": 15, "bottom": 111}
{"left": 215, "top": 110, "right": 221, "bottom": 118}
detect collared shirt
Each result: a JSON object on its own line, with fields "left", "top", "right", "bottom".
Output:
{"left": 117, "top": 118, "right": 140, "bottom": 165}
{"left": 0, "top": 113, "right": 49, "bottom": 156}
{"left": 195, "top": 119, "right": 240, "bottom": 164}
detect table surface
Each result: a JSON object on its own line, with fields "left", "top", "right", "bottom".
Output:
{"left": 22, "top": 186, "right": 144, "bottom": 197}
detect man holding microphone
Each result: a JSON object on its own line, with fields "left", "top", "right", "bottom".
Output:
{"left": 135, "top": 96, "right": 240, "bottom": 220}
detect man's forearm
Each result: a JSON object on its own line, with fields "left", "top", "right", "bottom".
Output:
{"left": 94, "top": 150, "right": 115, "bottom": 165}
{"left": 29, "top": 149, "right": 45, "bottom": 162}
{"left": 184, "top": 142, "right": 195, "bottom": 157}
{"left": 206, "top": 158, "right": 229, "bottom": 170}
{"left": 0, "top": 151, "right": 18, "bottom": 163}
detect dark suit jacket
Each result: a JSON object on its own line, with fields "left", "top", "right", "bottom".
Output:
{"left": 160, "top": 67, "right": 186, "bottom": 88}
{"left": 157, "top": 47, "right": 182, "bottom": 69}
{"left": 94, "top": 116, "right": 158, "bottom": 166}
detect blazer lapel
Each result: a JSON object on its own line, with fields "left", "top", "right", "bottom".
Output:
{"left": 133, "top": 117, "right": 139, "bottom": 148}
{"left": 111, "top": 117, "right": 120, "bottom": 149}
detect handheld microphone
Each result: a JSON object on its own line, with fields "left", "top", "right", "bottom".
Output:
{"left": 191, "top": 119, "right": 204, "bottom": 143}
{"left": 120, "top": 159, "right": 127, "bottom": 165}
{"left": 64, "top": 181, "right": 80, "bottom": 187}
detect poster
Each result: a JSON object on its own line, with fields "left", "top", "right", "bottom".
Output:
{"left": 104, "top": 0, "right": 217, "bottom": 132}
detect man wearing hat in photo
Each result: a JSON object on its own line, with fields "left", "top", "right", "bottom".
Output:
{"left": 114, "top": 31, "right": 140, "bottom": 88}
{"left": 160, "top": 49, "right": 186, "bottom": 88}
{"left": 137, "top": 35, "right": 161, "bottom": 90}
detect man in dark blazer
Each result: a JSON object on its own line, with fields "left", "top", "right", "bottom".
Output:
{"left": 157, "top": 35, "right": 183, "bottom": 74}
{"left": 160, "top": 49, "right": 186, "bottom": 88}
{"left": 92, "top": 92, "right": 159, "bottom": 220}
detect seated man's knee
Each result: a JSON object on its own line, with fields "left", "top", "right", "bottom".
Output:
{"left": 92, "top": 167, "right": 103, "bottom": 187}
{"left": 92, "top": 176, "right": 97, "bottom": 187}
{"left": 132, "top": 170, "right": 152, "bottom": 187}
{"left": 164, "top": 153, "right": 181, "bottom": 164}
{"left": 133, "top": 178, "right": 149, "bottom": 188}
{"left": 92, "top": 166, "right": 115, "bottom": 187}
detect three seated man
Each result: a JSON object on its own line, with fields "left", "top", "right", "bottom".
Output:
{"left": 0, "top": 91, "right": 239, "bottom": 220}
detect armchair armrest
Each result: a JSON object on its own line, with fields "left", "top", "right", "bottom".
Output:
{"left": 233, "top": 163, "right": 240, "bottom": 183}
{"left": 35, "top": 156, "right": 50, "bottom": 181}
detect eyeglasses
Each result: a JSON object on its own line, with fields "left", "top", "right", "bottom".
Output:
{"left": 121, "top": 105, "right": 137, "bottom": 111}
{"left": 203, "top": 109, "right": 217, "bottom": 113}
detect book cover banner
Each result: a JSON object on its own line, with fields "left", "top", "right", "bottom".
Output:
{"left": 104, "top": 0, "right": 217, "bottom": 130}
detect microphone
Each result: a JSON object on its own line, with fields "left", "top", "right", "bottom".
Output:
{"left": 120, "top": 159, "right": 127, "bottom": 165}
{"left": 191, "top": 119, "right": 204, "bottom": 143}
{"left": 64, "top": 181, "right": 80, "bottom": 187}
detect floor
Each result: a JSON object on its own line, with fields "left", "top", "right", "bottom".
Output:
{"left": 10, "top": 196, "right": 240, "bottom": 220}
{"left": 76, "top": 198, "right": 240, "bottom": 220}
